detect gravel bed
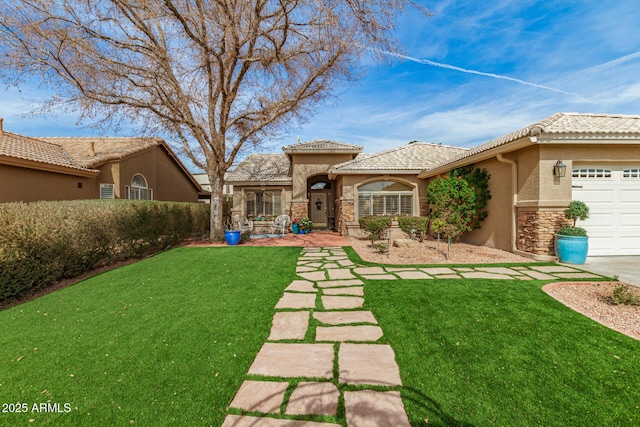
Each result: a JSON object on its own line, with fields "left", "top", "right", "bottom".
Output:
{"left": 347, "top": 236, "right": 535, "bottom": 265}
{"left": 544, "top": 283, "right": 640, "bottom": 341}
{"left": 349, "top": 236, "right": 640, "bottom": 341}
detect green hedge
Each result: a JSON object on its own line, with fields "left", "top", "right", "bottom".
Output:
{"left": 359, "top": 215, "right": 392, "bottom": 240}
{"left": 0, "top": 200, "right": 209, "bottom": 305}
{"left": 397, "top": 216, "right": 429, "bottom": 241}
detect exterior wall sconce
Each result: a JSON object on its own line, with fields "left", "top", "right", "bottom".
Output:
{"left": 554, "top": 160, "right": 567, "bottom": 177}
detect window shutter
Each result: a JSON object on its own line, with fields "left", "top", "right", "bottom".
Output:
{"left": 100, "top": 184, "right": 115, "bottom": 199}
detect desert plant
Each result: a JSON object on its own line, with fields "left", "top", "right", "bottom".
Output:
{"left": 604, "top": 284, "right": 640, "bottom": 306}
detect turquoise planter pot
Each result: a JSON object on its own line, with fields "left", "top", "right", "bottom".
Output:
{"left": 555, "top": 234, "right": 589, "bottom": 264}
{"left": 224, "top": 230, "right": 241, "bottom": 246}
{"left": 292, "top": 223, "right": 299, "bottom": 234}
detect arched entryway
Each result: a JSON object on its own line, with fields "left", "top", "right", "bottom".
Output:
{"left": 308, "top": 175, "right": 336, "bottom": 230}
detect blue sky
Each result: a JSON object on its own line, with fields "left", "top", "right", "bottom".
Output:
{"left": 2, "top": 0, "right": 640, "bottom": 168}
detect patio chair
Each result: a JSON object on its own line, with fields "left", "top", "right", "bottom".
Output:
{"left": 270, "top": 215, "right": 290, "bottom": 236}
{"left": 232, "top": 214, "right": 253, "bottom": 234}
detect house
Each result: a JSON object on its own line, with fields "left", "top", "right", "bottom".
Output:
{"left": 227, "top": 112, "right": 640, "bottom": 258}
{"left": 225, "top": 140, "right": 467, "bottom": 234}
{"left": 0, "top": 120, "right": 205, "bottom": 203}
{"left": 418, "top": 112, "right": 640, "bottom": 258}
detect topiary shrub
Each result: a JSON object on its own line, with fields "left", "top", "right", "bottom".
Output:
{"left": 397, "top": 216, "right": 429, "bottom": 241}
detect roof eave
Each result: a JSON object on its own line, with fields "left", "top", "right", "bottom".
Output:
{"left": 418, "top": 137, "right": 536, "bottom": 179}
{"left": 0, "top": 155, "right": 100, "bottom": 178}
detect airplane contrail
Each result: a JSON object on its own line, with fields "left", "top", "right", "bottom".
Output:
{"left": 376, "top": 49, "right": 581, "bottom": 98}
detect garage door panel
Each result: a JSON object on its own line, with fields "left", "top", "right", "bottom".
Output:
{"left": 572, "top": 164, "right": 640, "bottom": 256}
{"left": 620, "top": 213, "right": 640, "bottom": 226}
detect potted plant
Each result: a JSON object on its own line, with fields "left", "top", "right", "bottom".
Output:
{"left": 555, "top": 200, "right": 590, "bottom": 264}
{"left": 291, "top": 218, "right": 300, "bottom": 234}
{"left": 223, "top": 221, "right": 242, "bottom": 246}
{"left": 299, "top": 217, "right": 313, "bottom": 234}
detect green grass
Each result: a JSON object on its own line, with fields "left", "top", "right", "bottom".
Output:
{"left": 0, "top": 247, "right": 299, "bottom": 426}
{"left": 364, "top": 278, "right": 640, "bottom": 426}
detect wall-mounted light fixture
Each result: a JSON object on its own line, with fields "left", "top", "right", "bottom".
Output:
{"left": 554, "top": 160, "right": 567, "bottom": 177}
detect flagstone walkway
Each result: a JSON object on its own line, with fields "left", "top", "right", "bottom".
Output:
{"left": 222, "top": 247, "right": 604, "bottom": 427}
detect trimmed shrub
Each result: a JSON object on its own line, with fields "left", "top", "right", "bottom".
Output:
{"left": 451, "top": 167, "right": 491, "bottom": 230}
{"left": 0, "top": 200, "right": 209, "bottom": 305}
{"left": 359, "top": 215, "right": 392, "bottom": 243}
{"left": 427, "top": 175, "right": 476, "bottom": 241}
{"left": 397, "top": 216, "right": 429, "bottom": 241}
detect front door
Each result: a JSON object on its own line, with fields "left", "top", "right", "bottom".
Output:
{"left": 309, "top": 193, "right": 328, "bottom": 229}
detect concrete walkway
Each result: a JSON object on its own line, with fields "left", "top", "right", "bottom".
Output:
{"left": 222, "top": 248, "right": 606, "bottom": 426}
{"left": 582, "top": 256, "right": 640, "bottom": 288}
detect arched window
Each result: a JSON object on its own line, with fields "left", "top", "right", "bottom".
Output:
{"left": 128, "top": 174, "right": 153, "bottom": 200}
{"left": 357, "top": 181, "right": 413, "bottom": 218}
{"left": 310, "top": 181, "right": 331, "bottom": 190}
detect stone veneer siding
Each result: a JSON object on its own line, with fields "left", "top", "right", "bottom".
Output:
{"left": 517, "top": 210, "right": 572, "bottom": 255}
{"left": 335, "top": 199, "right": 354, "bottom": 236}
{"left": 291, "top": 201, "right": 308, "bottom": 223}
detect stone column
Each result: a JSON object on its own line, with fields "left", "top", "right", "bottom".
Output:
{"left": 517, "top": 209, "right": 571, "bottom": 256}
{"left": 336, "top": 198, "right": 354, "bottom": 236}
{"left": 291, "top": 200, "right": 309, "bottom": 221}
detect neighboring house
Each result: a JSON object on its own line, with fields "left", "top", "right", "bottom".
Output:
{"left": 0, "top": 121, "right": 205, "bottom": 203}
{"left": 418, "top": 112, "right": 640, "bottom": 258}
{"left": 192, "top": 172, "right": 233, "bottom": 200}
{"left": 225, "top": 140, "right": 467, "bottom": 234}
{"left": 227, "top": 112, "right": 640, "bottom": 259}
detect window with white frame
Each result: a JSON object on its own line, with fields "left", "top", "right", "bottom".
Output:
{"left": 126, "top": 174, "right": 153, "bottom": 200}
{"left": 623, "top": 168, "right": 640, "bottom": 179}
{"left": 357, "top": 181, "right": 413, "bottom": 218}
{"left": 245, "top": 190, "right": 282, "bottom": 217}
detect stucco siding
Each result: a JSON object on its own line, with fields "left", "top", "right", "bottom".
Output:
{"left": 0, "top": 164, "right": 98, "bottom": 202}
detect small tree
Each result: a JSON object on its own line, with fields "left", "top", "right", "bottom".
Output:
{"left": 451, "top": 167, "right": 491, "bottom": 230}
{"left": 359, "top": 216, "right": 392, "bottom": 246}
{"left": 427, "top": 175, "right": 476, "bottom": 241}
{"left": 558, "top": 200, "right": 590, "bottom": 236}
{"left": 397, "top": 216, "right": 429, "bottom": 241}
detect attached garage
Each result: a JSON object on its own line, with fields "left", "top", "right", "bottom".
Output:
{"left": 572, "top": 164, "right": 640, "bottom": 256}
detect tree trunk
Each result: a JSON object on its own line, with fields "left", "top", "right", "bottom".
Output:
{"left": 209, "top": 170, "right": 225, "bottom": 241}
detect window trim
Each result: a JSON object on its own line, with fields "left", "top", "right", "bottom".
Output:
{"left": 127, "top": 173, "right": 153, "bottom": 200}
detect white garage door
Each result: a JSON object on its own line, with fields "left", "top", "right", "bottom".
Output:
{"left": 572, "top": 165, "right": 640, "bottom": 256}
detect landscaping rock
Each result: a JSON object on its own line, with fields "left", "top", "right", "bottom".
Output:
{"left": 393, "top": 239, "right": 420, "bottom": 248}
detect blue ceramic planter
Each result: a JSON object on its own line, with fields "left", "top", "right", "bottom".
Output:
{"left": 224, "top": 230, "right": 241, "bottom": 246}
{"left": 292, "top": 223, "right": 299, "bottom": 234}
{"left": 555, "top": 234, "right": 588, "bottom": 264}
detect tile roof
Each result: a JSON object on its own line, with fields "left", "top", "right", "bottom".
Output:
{"left": 0, "top": 131, "right": 97, "bottom": 173}
{"left": 427, "top": 112, "right": 640, "bottom": 171}
{"left": 40, "top": 136, "right": 163, "bottom": 168}
{"left": 282, "top": 140, "right": 363, "bottom": 154}
{"left": 330, "top": 142, "right": 468, "bottom": 173}
{"left": 225, "top": 154, "right": 292, "bottom": 184}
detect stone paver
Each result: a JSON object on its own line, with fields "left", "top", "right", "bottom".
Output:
{"left": 285, "top": 382, "right": 339, "bottom": 416}
{"left": 228, "top": 380, "right": 289, "bottom": 413}
{"left": 316, "top": 325, "right": 383, "bottom": 342}
{"left": 530, "top": 265, "right": 580, "bottom": 273}
{"left": 353, "top": 267, "right": 386, "bottom": 275}
{"left": 477, "top": 267, "right": 522, "bottom": 275}
{"left": 455, "top": 267, "right": 474, "bottom": 272}
{"left": 222, "top": 415, "right": 341, "bottom": 427}
{"left": 434, "top": 274, "right": 461, "bottom": 279}
{"left": 420, "top": 267, "right": 456, "bottom": 275}
{"left": 268, "top": 311, "right": 309, "bottom": 341}
{"left": 297, "top": 271, "right": 327, "bottom": 281}
{"left": 317, "top": 279, "right": 364, "bottom": 288}
{"left": 460, "top": 271, "right": 513, "bottom": 280}
{"left": 339, "top": 343, "right": 402, "bottom": 386}
{"left": 313, "top": 311, "right": 377, "bottom": 325}
{"left": 554, "top": 272, "right": 603, "bottom": 279}
{"left": 327, "top": 269, "right": 356, "bottom": 280}
{"left": 322, "top": 295, "right": 364, "bottom": 309}
{"left": 275, "top": 292, "right": 317, "bottom": 309}
{"left": 520, "top": 270, "right": 555, "bottom": 280}
{"left": 344, "top": 390, "right": 410, "bottom": 427}
{"left": 322, "top": 263, "right": 341, "bottom": 270}
{"left": 386, "top": 267, "right": 416, "bottom": 272}
{"left": 337, "top": 259, "right": 356, "bottom": 267}
{"left": 248, "top": 343, "right": 334, "bottom": 379}
{"left": 361, "top": 274, "right": 398, "bottom": 280}
{"left": 395, "top": 270, "right": 432, "bottom": 280}
{"left": 296, "top": 266, "right": 317, "bottom": 273}
{"left": 322, "top": 286, "right": 364, "bottom": 296}
{"left": 285, "top": 280, "right": 316, "bottom": 292}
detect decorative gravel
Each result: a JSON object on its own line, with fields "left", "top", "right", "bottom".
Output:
{"left": 544, "top": 282, "right": 640, "bottom": 341}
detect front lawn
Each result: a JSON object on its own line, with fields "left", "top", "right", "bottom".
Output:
{"left": 0, "top": 247, "right": 299, "bottom": 426}
{"left": 365, "top": 278, "right": 640, "bottom": 426}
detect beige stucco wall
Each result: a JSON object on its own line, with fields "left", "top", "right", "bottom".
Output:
{"left": 0, "top": 164, "right": 98, "bottom": 202}
{"left": 290, "top": 153, "right": 355, "bottom": 200}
